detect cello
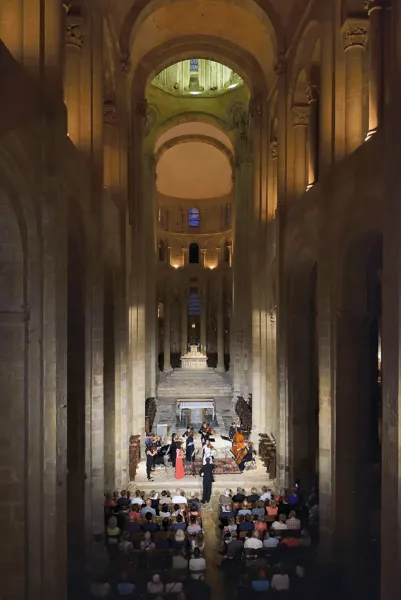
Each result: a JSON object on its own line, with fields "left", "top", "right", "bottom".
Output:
{"left": 232, "top": 428, "right": 247, "bottom": 464}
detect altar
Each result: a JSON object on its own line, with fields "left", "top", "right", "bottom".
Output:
{"left": 177, "top": 399, "right": 215, "bottom": 426}
{"left": 180, "top": 345, "right": 208, "bottom": 369}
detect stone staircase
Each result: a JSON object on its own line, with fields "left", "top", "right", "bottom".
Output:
{"left": 155, "top": 368, "right": 235, "bottom": 433}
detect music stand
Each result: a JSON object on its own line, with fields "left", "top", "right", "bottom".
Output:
{"left": 220, "top": 435, "right": 232, "bottom": 460}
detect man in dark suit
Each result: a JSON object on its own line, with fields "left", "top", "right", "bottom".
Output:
{"left": 199, "top": 457, "right": 215, "bottom": 503}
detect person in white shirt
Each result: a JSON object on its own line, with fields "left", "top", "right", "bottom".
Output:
{"left": 271, "top": 566, "right": 290, "bottom": 591}
{"left": 244, "top": 530, "right": 263, "bottom": 550}
{"left": 202, "top": 441, "right": 214, "bottom": 465}
{"left": 132, "top": 490, "right": 144, "bottom": 505}
{"left": 263, "top": 531, "right": 279, "bottom": 548}
{"left": 271, "top": 513, "right": 288, "bottom": 535}
{"left": 165, "top": 580, "right": 185, "bottom": 600}
{"left": 147, "top": 574, "right": 164, "bottom": 595}
{"left": 171, "top": 489, "right": 187, "bottom": 504}
{"left": 286, "top": 510, "right": 301, "bottom": 530}
{"left": 189, "top": 547, "right": 206, "bottom": 579}
{"left": 260, "top": 486, "right": 272, "bottom": 502}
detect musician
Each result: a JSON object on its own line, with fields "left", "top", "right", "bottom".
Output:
{"left": 146, "top": 447, "right": 157, "bottom": 481}
{"left": 170, "top": 433, "right": 178, "bottom": 468}
{"left": 184, "top": 429, "right": 195, "bottom": 464}
{"left": 202, "top": 440, "right": 214, "bottom": 465}
{"left": 238, "top": 443, "right": 256, "bottom": 472}
{"left": 198, "top": 422, "right": 208, "bottom": 445}
{"left": 229, "top": 422, "right": 237, "bottom": 440}
{"left": 199, "top": 457, "right": 215, "bottom": 504}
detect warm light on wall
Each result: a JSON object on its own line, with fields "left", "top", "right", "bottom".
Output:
{"left": 365, "top": 129, "right": 377, "bottom": 142}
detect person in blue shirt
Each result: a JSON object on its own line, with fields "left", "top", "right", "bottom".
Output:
{"left": 117, "top": 490, "right": 131, "bottom": 507}
{"left": 251, "top": 569, "right": 270, "bottom": 592}
{"left": 171, "top": 515, "right": 187, "bottom": 531}
{"left": 238, "top": 515, "right": 254, "bottom": 532}
{"left": 141, "top": 512, "right": 159, "bottom": 533}
{"left": 116, "top": 571, "right": 136, "bottom": 596}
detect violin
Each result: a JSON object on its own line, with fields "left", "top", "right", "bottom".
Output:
{"left": 206, "top": 425, "right": 215, "bottom": 435}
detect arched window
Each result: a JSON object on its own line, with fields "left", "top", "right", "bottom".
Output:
{"left": 188, "top": 208, "right": 200, "bottom": 227}
{"left": 190, "top": 58, "right": 199, "bottom": 73}
{"left": 189, "top": 242, "right": 200, "bottom": 264}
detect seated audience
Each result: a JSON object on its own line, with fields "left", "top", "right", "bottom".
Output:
{"left": 140, "top": 531, "right": 155, "bottom": 551}
{"left": 172, "top": 503, "right": 184, "bottom": 516}
{"left": 89, "top": 577, "right": 111, "bottom": 598}
{"left": 244, "top": 530, "right": 263, "bottom": 550}
{"left": 149, "top": 490, "right": 159, "bottom": 511}
{"left": 299, "top": 529, "right": 312, "bottom": 547}
{"left": 238, "top": 500, "right": 252, "bottom": 516}
{"left": 266, "top": 499, "right": 278, "bottom": 517}
{"left": 286, "top": 509, "right": 301, "bottom": 530}
{"left": 147, "top": 574, "right": 164, "bottom": 595}
{"left": 132, "top": 490, "right": 144, "bottom": 506}
{"left": 251, "top": 569, "right": 271, "bottom": 593}
{"left": 172, "top": 549, "right": 188, "bottom": 570}
{"left": 288, "top": 488, "right": 300, "bottom": 506}
{"left": 187, "top": 515, "right": 202, "bottom": 535}
{"left": 172, "top": 488, "right": 187, "bottom": 504}
{"left": 104, "top": 492, "right": 116, "bottom": 507}
{"left": 171, "top": 515, "right": 187, "bottom": 531}
{"left": 172, "top": 529, "right": 186, "bottom": 549}
{"left": 117, "top": 490, "right": 131, "bottom": 507}
{"left": 271, "top": 514, "right": 288, "bottom": 534}
{"left": 220, "top": 504, "right": 235, "bottom": 520}
{"left": 263, "top": 531, "right": 279, "bottom": 548}
{"left": 165, "top": 579, "right": 185, "bottom": 600}
{"left": 116, "top": 572, "right": 136, "bottom": 597}
{"left": 226, "top": 517, "right": 237, "bottom": 534}
{"left": 119, "top": 531, "right": 133, "bottom": 553}
{"left": 232, "top": 487, "right": 246, "bottom": 503}
{"left": 219, "top": 489, "right": 232, "bottom": 506}
{"left": 159, "top": 503, "right": 171, "bottom": 517}
{"left": 254, "top": 516, "right": 268, "bottom": 534}
{"left": 247, "top": 487, "right": 260, "bottom": 503}
{"left": 125, "top": 513, "right": 141, "bottom": 534}
{"left": 128, "top": 504, "right": 141, "bottom": 520}
{"left": 280, "top": 534, "right": 299, "bottom": 547}
{"left": 226, "top": 530, "right": 243, "bottom": 559}
{"left": 106, "top": 516, "right": 121, "bottom": 546}
{"left": 142, "top": 512, "right": 159, "bottom": 533}
{"left": 161, "top": 490, "right": 172, "bottom": 504}
{"left": 260, "top": 486, "right": 272, "bottom": 502}
{"left": 189, "top": 502, "right": 200, "bottom": 516}
{"left": 189, "top": 491, "right": 201, "bottom": 511}
{"left": 155, "top": 530, "right": 170, "bottom": 550}
{"left": 189, "top": 547, "right": 206, "bottom": 579}
{"left": 238, "top": 515, "right": 254, "bottom": 532}
{"left": 161, "top": 517, "right": 171, "bottom": 532}
{"left": 140, "top": 499, "right": 156, "bottom": 518}
{"left": 271, "top": 566, "right": 290, "bottom": 591}
{"left": 252, "top": 501, "right": 266, "bottom": 518}
{"left": 190, "top": 532, "right": 205, "bottom": 554}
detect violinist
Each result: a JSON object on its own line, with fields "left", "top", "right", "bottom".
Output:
{"left": 199, "top": 422, "right": 208, "bottom": 445}
{"left": 184, "top": 428, "right": 195, "bottom": 464}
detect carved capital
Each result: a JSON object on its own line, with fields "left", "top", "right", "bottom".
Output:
{"left": 103, "top": 101, "right": 116, "bottom": 125}
{"left": 250, "top": 101, "right": 263, "bottom": 120}
{"left": 291, "top": 105, "right": 309, "bottom": 127}
{"left": 306, "top": 82, "right": 319, "bottom": 103}
{"left": 274, "top": 55, "right": 286, "bottom": 76}
{"left": 342, "top": 19, "right": 369, "bottom": 50}
{"left": 270, "top": 140, "right": 278, "bottom": 159}
{"left": 65, "top": 13, "right": 84, "bottom": 49}
{"left": 365, "top": 0, "right": 383, "bottom": 14}
{"left": 120, "top": 58, "right": 131, "bottom": 74}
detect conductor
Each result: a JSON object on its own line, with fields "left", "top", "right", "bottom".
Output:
{"left": 199, "top": 457, "right": 215, "bottom": 504}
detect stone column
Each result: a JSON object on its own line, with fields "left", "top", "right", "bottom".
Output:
{"left": 216, "top": 275, "right": 225, "bottom": 372}
{"left": 64, "top": 11, "right": 84, "bottom": 145}
{"left": 268, "top": 140, "right": 278, "bottom": 217}
{"left": 342, "top": 19, "right": 369, "bottom": 153}
{"left": 0, "top": 0, "right": 23, "bottom": 60}
{"left": 163, "top": 287, "right": 172, "bottom": 372}
{"left": 200, "top": 248, "right": 206, "bottom": 268}
{"left": 167, "top": 246, "right": 172, "bottom": 267}
{"left": 183, "top": 247, "right": 189, "bottom": 266}
{"left": 181, "top": 286, "right": 188, "bottom": 355}
{"left": 200, "top": 281, "right": 207, "bottom": 355}
{"left": 291, "top": 106, "right": 309, "bottom": 197}
{"left": 366, "top": 0, "right": 384, "bottom": 135}
{"left": 306, "top": 83, "right": 319, "bottom": 187}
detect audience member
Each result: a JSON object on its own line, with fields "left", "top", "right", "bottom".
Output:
{"left": 271, "top": 566, "right": 290, "bottom": 591}
{"left": 172, "top": 529, "right": 186, "bottom": 549}
{"left": 117, "top": 490, "right": 131, "bottom": 507}
{"left": 260, "top": 486, "right": 272, "bottom": 502}
{"left": 118, "top": 531, "right": 133, "bottom": 554}
{"left": 189, "top": 547, "right": 206, "bottom": 579}
{"left": 171, "top": 515, "right": 187, "bottom": 531}
{"left": 187, "top": 515, "right": 202, "bottom": 535}
{"left": 251, "top": 569, "right": 270, "bottom": 593}
{"left": 286, "top": 509, "right": 301, "bottom": 530}
{"left": 159, "top": 503, "right": 171, "bottom": 517}
{"left": 147, "top": 574, "right": 164, "bottom": 595}
{"left": 128, "top": 504, "right": 141, "bottom": 520}
{"left": 263, "top": 531, "right": 279, "bottom": 548}
{"left": 244, "top": 530, "right": 263, "bottom": 550}
{"left": 172, "top": 489, "right": 187, "bottom": 504}
{"left": 252, "top": 501, "right": 266, "bottom": 518}
{"left": 89, "top": 577, "right": 111, "bottom": 598}
{"left": 132, "top": 490, "right": 144, "bottom": 506}
{"left": 226, "top": 530, "right": 243, "bottom": 559}
{"left": 140, "top": 531, "right": 155, "bottom": 551}
{"left": 141, "top": 512, "right": 159, "bottom": 533}
{"left": 238, "top": 515, "right": 254, "bottom": 532}
{"left": 106, "top": 516, "right": 121, "bottom": 547}
{"left": 219, "top": 489, "right": 232, "bottom": 506}
{"left": 232, "top": 487, "right": 246, "bottom": 503}
{"left": 247, "top": 487, "right": 260, "bottom": 503}
{"left": 238, "top": 500, "right": 252, "bottom": 516}
{"left": 116, "top": 572, "right": 136, "bottom": 597}
{"left": 271, "top": 513, "right": 288, "bottom": 534}
{"left": 140, "top": 499, "right": 156, "bottom": 518}
{"left": 254, "top": 516, "right": 267, "bottom": 534}
{"left": 266, "top": 499, "right": 278, "bottom": 517}
{"left": 172, "top": 549, "right": 188, "bottom": 570}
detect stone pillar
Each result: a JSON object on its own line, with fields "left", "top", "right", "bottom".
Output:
{"left": 216, "top": 275, "right": 224, "bottom": 372}
{"left": 183, "top": 247, "right": 189, "bottom": 266}
{"left": 342, "top": 19, "right": 368, "bottom": 153}
{"left": 228, "top": 245, "right": 232, "bottom": 267}
{"left": 200, "top": 248, "right": 206, "bottom": 268}
{"left": 181, "top": 286, "right": 188, "bottom": 355}
{"left": 200, "top": 281, "right": 207, "bottom": 355}
{"left": 163, "top": 287, "right": 172, "bottom": 372}
{"left": 366, "top": 0, "right": 384, "bottom": 135}
{"left": 291, "top": 106, "right": 309, "bottom": 197}
{"left": 268, "top": 140, "right": 278, "bottom": 218}
{"left": 167, "top": 246, "right": 172, "bottom": 266}
{"left": 306, "top": 83, "right": 319, "bottom": 187}
{"left": 64, "top": 11, "right": 84, "bottom": 145}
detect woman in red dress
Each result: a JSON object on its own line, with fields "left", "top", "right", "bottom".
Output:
{"left": 175, "top": 442, "right": 185, "bottom": 479}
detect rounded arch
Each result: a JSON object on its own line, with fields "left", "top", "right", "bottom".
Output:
{"left": 120, "top": 0, "right": 285, "bottom": 62}
{"left": 292, "top": 68, "right": 309, "bottom": 106}
{"left": 155, "top": 135, "right": 235, "bottom": 170}
{"left": 290, "top": 20, "right": 322, "bottom": 92}
{"left": 131, "top": 36, "right": 267, "bottom": 101}
{"left": 154, "top": 117, "right": 234, "bottom": 152}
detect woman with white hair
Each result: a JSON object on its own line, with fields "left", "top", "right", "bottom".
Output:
{"left": 218, "top": 489, "right": 232, "bottom": 506}
{"left": 147, "top": 574, "right": 164, "bottom": 595}
{"left": 140, "top": 531, "right": 155, "bottom": 551}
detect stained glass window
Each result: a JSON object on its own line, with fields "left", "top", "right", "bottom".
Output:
{"left": 188, "top": 207, "right": 200, "bottom": 227}
{"left": 190, "top": 58, "right": 199, "bottom": 73}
